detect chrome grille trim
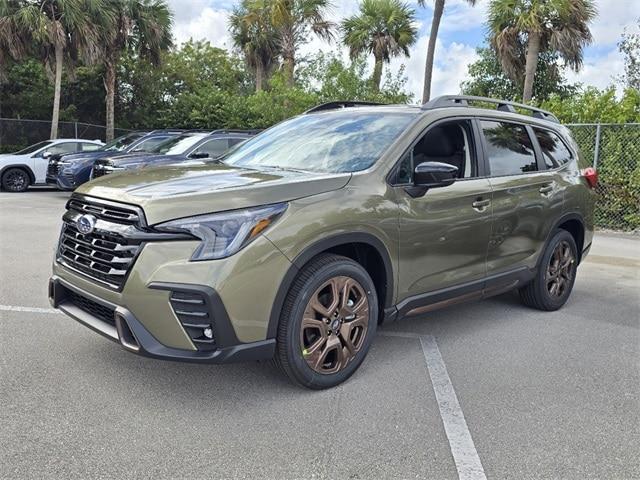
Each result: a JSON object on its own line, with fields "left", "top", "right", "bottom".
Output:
{"left": 57, "top": 196, "right": 146, "bottom": 290}
{"left": 68, "top": 198, "right": 140, "bottom": 225}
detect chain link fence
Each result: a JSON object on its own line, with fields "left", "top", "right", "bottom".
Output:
{"left": 567, "top": 123, "right": 640, "bottom": 232}
{"left": 0, "top": 118, "right": 130, "bottom": 154}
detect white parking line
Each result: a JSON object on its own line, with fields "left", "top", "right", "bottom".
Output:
{"left": 380, "top": 331, "right": 486, "bottom": 480}
{"left": 0, "top": 305, "right": 60, "bottom": 314}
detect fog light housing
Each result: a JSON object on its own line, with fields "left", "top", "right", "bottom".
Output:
{"left": 204, "top": 327, "right": 214, "bottom": 339}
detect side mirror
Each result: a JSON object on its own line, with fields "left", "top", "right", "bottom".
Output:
{"left": 190, "top": 152, "right": 210, "bottom": 159}
{"left": 405, "top": 161, "right": 458, "bottom": 198}
{"left": 414, "top": 161, "right": 458, "bottom": 188}
{"left": 42, "top": 151, "right": 52, "bottom": 159}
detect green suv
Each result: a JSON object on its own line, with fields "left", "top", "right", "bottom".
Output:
{"left": 49, "top": 96, "right": 597, "bottom": 389}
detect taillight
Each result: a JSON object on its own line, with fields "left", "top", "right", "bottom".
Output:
{"left": 581, "top": 167, "right": 598, "bottom": 189}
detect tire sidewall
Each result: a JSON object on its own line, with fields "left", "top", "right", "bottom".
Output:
{"left": 2, "top": 168, "right": 30, "bottom": 192}
{"left": 536, "top": 230, "right": 578, "bottom": 310}
{"left": 284, "top": 260, "right": 378, "bottom": 389}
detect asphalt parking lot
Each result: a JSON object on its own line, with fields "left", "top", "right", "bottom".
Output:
{"left": 1, "top": 188, "right": 639, "bottom": 480}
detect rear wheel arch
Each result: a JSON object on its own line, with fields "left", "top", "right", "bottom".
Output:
{"left": 267, "top": 233, "right": 394, "bottom": 339}
{"left": 550, "top": 213, "right": 586, "bottom": 264}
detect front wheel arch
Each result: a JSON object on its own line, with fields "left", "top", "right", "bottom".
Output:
{"left": 267, "top": 232, "right": 394, "bottom": 339}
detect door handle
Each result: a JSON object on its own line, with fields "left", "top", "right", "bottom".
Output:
{"left": 539, "top": 184, "right": 554, "bottom": 195}
{"left": 472, "top": 199, "right": 491, "bottom": 212}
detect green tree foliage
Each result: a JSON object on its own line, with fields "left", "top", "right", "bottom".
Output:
{"left": 0, "top": 0, "right": 107, "bottom": 138}
{"left": 461, "top": 44, "right": 578, "bottom": 101}
{"left": 618, "top": 20, "right": 640, "bottom": 91}
{"left": 229, "top": 0, "right": 280, "bottom": 91}
{"left": 270, "top": 0, "right": 334, "bottom": 87}
{"left": 99, "top": 0, "right": 173, "bottom": 140}
{"left": 487, "top": 0, "right": 596, "bottom": 102}
{"left": 341, "top": 0, "right": 417, "bottom": 93}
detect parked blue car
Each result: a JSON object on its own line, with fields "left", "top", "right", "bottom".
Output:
{"left": 91, "top": 130, "right": 258, "bottom": 178}
{"left": 46, "top": 130, "right": 183, "bottom": 190}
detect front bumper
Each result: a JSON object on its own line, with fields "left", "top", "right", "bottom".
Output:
{"left": 49, "top": 275, "right": 275, "bottom": 363}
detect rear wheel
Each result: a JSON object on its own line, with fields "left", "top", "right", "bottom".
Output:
{"left": 519, "top": 229, "right": 578, "bottom": 311}
{"left": 275, "top": 254, "right": 378, "bottom": 389}
{"left": 1, "top": 168, "right": 30, "bottom": 192}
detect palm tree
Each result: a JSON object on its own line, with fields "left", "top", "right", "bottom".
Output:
{"left": 342, "top": 0, "right": 417, "bottom": 93}
{"left": 229, "top": 0, "right": 279, "bottom": 92}
{"left": 270, "top": 0, "right": 334, "bottom": 87}
{"left": 101, "top": 0, "right": 172, "bottom": 140}
{"left": 418, "top": 0, "right": 477, "bottom": 103}
{"left": 0, "top": 0, "right": 105, "bottom": 139}
{"left": 488, "top": 0, "right": 596, "bottom": 103}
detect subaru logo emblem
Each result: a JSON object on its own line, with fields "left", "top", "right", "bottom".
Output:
{"left": 76, "top": 214, "right": 96, "bottom": 235}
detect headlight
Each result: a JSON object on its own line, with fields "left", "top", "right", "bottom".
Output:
{"left": 155, "top": 203, "right": 288, "bottom": 261}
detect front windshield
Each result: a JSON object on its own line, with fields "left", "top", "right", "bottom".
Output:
{"left": 14, "top": 141, "right": 53, "bottom": 155}
{"left": 223, "top": 111, "right": 417, "bottom": 173}
{"left": 150, "top": 134, "right": 206, "bottom": 155}
{"left": 103, "top": 133, "right": 145, "bottom": 152}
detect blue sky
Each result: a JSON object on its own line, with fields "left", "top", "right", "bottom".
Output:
{"left": 168, "top": 0, "right": 640, "bottom": 102}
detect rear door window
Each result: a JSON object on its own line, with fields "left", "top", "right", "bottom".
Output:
{"left": 533, "top": 128, "right": 572, "bottom": 168}
{"left": 480, "top": 121, "right": 538, "bottom": 176}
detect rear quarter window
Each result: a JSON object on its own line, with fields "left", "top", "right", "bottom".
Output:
{"left": 533, "top": 128, "right": 573, "bottom": 168}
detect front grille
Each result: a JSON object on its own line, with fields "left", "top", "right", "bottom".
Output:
{"left": 68, "top": 197, "right": 141, "bottom": 225}
{"left": 58, "top": 197, "right": 145, "bottom": 290}
{"left": 66, "top": 289, "right": 116, "bottom": 325}
{"left": 48, "top": 162, "right": 60, "bottom": 177}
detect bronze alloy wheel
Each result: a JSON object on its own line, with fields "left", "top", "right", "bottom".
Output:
{"left": 300, "top": 276, "right": 369, "bottom": 374}
{"left": 546, "top": 240, "right": 575, "bottom": 298}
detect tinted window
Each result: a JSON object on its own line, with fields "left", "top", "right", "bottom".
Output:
{"left": 533, "top": 128, "right": 572, "bottom": 168}
{"left": 103, "top": 133, "right": 144, "bottom": 152}
{"left": 46, "top": 142, "right": 80, "bottom": 155}
{"left": 131, "top": 136, "right": 172, "bottom": 152}
{"left": 193, "top": 139, "right": 229, "bottom": 158}
{"left": 81, "top": 143, "right": 102, "bottom": 151}
{"left": 14, "top": 141, "right": 52, "bottom": 155}
{"left": 481, "top": 121, "right": 537, "bottom": 176}
{"left": 151, "top": 134, "right": 208, "bottom": 155}
{"left": 224, "top": 111, "right": 417, "bottom": 173}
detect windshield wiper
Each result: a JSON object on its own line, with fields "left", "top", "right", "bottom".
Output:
{"left": 254, "top": 165, "right": 311, "bottom": 174}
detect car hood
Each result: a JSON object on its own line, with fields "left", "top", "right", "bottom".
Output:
{"left": 56, "top": 151, "right": 110, "bottom": 162}
{"left": 100, "top": 153, "right": 183, "bottom": 166}
{"left": 76, "top": 163, "right": 351, "bottom": 225}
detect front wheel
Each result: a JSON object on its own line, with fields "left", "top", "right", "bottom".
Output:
{"left": 1, "top": 168, "right": 31, "bottom": 192}
{"left": 275, "top": 254, "right": 378, "bottom": 389}
{"left": 519, "top": 229, "right": 578, "bottom": 311}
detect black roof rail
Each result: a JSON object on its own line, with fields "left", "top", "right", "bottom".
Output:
{"left": 305, "top": 101, "right": 387, "bottom": 114}
{"left": 423, "top": 95, "right": 560, "bottom": 123}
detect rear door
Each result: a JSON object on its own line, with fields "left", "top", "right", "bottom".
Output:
{"left": 395, "top": 118, "right": 493, "bottom": 301}
{"left": 480, "top": 119, "right": 563, "bottom": 275}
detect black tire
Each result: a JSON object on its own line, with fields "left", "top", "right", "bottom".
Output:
{"left": 519, "top": 229, "right": 578, "bottom": 311}
{"left": 274, "top": 254, "right": 378, "bottom": 390}
{"left": 1, "top": 168, "right": 31, "bottom": 192}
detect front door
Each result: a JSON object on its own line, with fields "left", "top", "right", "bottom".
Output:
{"left": 395, "top": 119, "right": 492, "bottom": 303}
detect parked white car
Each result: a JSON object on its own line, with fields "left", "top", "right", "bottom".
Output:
{"left": 0, "top": 138, "right": 104, "bottom": 192}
